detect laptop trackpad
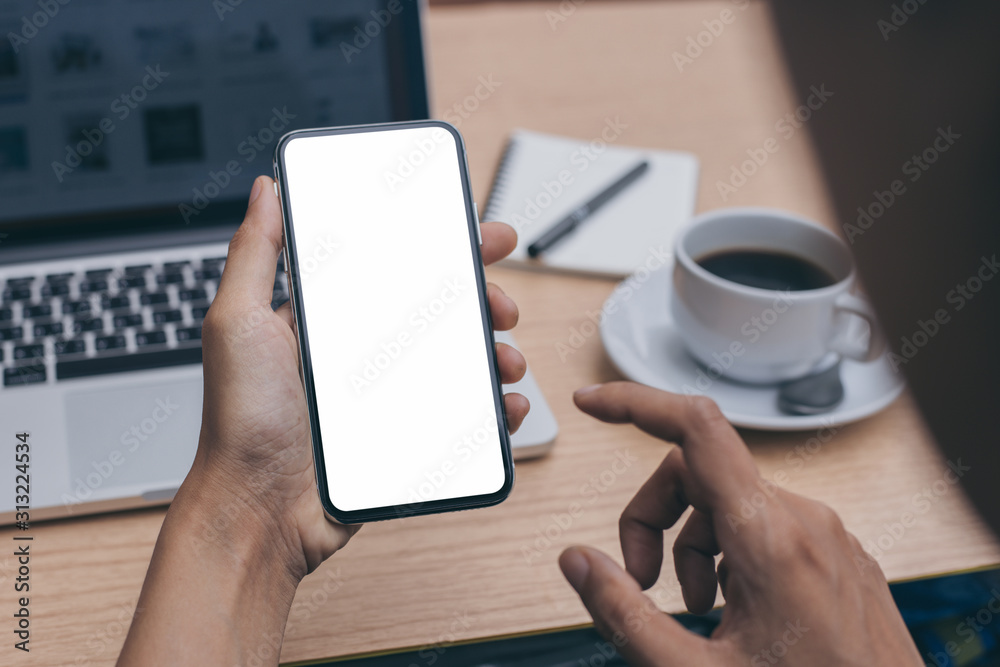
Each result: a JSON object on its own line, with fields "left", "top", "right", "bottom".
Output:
{"left": 65, "top": 380, "right": 203, "bottom": 496}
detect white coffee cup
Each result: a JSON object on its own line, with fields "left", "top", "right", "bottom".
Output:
{"left": 670, "top": 208, "right": 883, "bottom": 384}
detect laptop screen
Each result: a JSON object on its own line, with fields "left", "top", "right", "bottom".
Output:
{"left": 0, "top": 0, "right": 428, "bottom": 236}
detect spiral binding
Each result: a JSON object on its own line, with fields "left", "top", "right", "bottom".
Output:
{"left": 483, "top": 134, "right": 520, "bottom": 222}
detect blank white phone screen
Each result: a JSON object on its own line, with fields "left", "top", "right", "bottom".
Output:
{"left": 282, "top": 127, "right": 506, "bottom": 512}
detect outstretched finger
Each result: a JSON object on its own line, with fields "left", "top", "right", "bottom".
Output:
{"left": 574, "top": 382, "right": 760, "bottom": 517}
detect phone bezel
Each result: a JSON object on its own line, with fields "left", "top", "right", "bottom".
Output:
{"left": 273, "top": 120, "right": 514, "bottom": 524}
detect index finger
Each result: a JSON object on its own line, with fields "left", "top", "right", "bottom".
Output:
{"left": 573, "top": 382, "right": 761, "bottom": 514}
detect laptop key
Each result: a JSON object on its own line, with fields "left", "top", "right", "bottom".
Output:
{"left": 175, "top": 326, "right": 201, "bottom": 342}
{"left": 152, "top": 309, "right": 182, "bottom": 324}
{"left": 95, "top": 334, "right": 126, "bottom": 351}
{"left": 13, "top": 343, "right": 44, "bottom": 360}
{"left": 46, "top": 272, "right": 74, "bottom": 282}
{"left": 6, "top": 276, "right": 33, "bottom": 286}
{"left": 178, "top": 288, "right": 207, "bottom": 302}
{"left": 22, "top": 303, "right": 52, "bottom": 319}
{"left": 57, "top": 347, "right": 202, "bottom": 380}
{"left": 4, "top": 365, "right": 46, "bottom": 387}
{"left": 73, "top": 317, "right": 104, "bottom": 333}
{"left": 79, "top": 279, "right": 108, "bottom": 294}
{"left": 85, "top": 268, "right": 113, "bottom": 278}
{"left": 135, "top": 329, "right": 167, "bottom": 347}
{"left": 34, "top": 321, "right": 64, "bottom": 337}
{"left": 124, "top": 264, "right": 152, "bottom": 274}
{"left": 54, "top": 339, "right": 86, "bottom": 356}
{"left": 0, "top": 307, "right": 11, "bottom": 321}
{"left": 140, "top": 291, "right": 169, "bottom": 306}
{"left": 3, "top": 287, "right": 32, "bottom": 301}
{"left": 102, "top": 295, "right": 132, "bottom": 311}
{"left": 0, "top": 326, "right": 24, "bottom": 341}
{"left": 163, "top": 260, "right": 190, "bottom": 270}
{"left": 193, "top": 267, "right": 221, "bottom": 281}
{"left": 113, "top": 313, "right": 143, "bottom": 329}
{"left": 190, "top": 304, "right": 210, "bottom": 320}
{"left": 118, "top": 275, "right": 146, "bottom": 289}
{"left": 156, "top": 272, "right": 185, "bottom": 285}
{"left": 63, "top": 300, "right": 91, "bottom": 315}
{"left": 41, "top": 281, "right": 70, "bottom": 297}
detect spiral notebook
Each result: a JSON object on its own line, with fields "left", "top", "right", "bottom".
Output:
{"left": 484, "top": 129, "right": 700, "bottom": 278}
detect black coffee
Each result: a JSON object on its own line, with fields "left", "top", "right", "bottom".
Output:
{"left": 696, "top": 249, "right": 836, "bottom": 291}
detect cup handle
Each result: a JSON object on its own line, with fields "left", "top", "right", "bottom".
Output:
{"left": 830, "top": 293, "right": 885, "bottom": 362}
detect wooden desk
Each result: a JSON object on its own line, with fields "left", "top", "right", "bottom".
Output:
{"left": 8, "top": 2, "right": 1000, "bottom": 665}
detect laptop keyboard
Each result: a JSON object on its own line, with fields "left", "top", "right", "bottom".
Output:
{"left": 0, "top": 246, "right": 289, "bottom": 388}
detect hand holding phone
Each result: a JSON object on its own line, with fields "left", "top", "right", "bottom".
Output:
{"left": 274, "top": 121, "right": 521, "bottom": 523}
{"left": 189, "top": 173, "right": 526, "bottom": 581}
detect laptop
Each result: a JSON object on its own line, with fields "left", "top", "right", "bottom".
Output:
{"left": 0, "top": 0, "right": 556, "bottom": 525}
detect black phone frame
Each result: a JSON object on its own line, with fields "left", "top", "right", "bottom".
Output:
{"left": 274, "top": 120, "right": 514, "bottom": 524}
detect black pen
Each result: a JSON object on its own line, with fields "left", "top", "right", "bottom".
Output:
{"left": 527, "top": 160, "right": 650, "bottom": 257}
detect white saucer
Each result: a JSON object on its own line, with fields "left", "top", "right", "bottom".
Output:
{"left": 599, "top": 262, "right": 906, "bottom": 430}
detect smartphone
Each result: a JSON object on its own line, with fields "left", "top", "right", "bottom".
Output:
{"left": 273, "top": 121, "right": 513, "bottom": 523}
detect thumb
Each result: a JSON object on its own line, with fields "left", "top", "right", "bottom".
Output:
{"left": 559, "top": 547, "right": 712, "bottom": 666}
{"left": 216, "top": 175, "right": 284, "bottom": 308}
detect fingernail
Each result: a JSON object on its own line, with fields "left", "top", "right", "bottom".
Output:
{"left": 560, "top": 547, "right": 591, "bottom": 592}
{"left": 248, "top": 177, "right": 264, "bottom": 205}
{"left": 574, "top": 384, "right": 602, "bottom": 398}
